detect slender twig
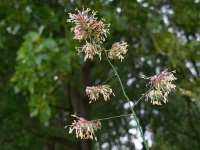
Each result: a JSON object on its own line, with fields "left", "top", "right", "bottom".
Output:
{"left": 104, "top": 50, "right": 149, "bottom": 150}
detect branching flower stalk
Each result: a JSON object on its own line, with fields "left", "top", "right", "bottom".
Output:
{"left": 66, "top": 8, "right": 177, "bottom": 150}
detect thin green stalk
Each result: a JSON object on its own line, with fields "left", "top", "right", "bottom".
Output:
{"left": 100, "top": 74, "right": 116, "bottom": 85}
{"left": 132, "top": 87, "right": 153, "bottom": 108}
{"left": 104, "top": 50, "right": 149, "bottom": 150}
{"left": 94, "top": 113, "right": 132, "bottom": 121}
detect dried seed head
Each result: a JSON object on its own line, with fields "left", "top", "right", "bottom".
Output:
{"left": 67, "top": 115, "right": 101, "bottom": 141}
{"left": 142, "top": 69, "right": 176, "bottom": 105}
{"left": 86, "top": 85, "right": 115, "bottom": 103}
{"left": 108, "top": 41, "right": 128, "bottom": 61}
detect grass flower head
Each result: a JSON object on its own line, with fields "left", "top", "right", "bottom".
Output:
{"left": 67, "top": 8, "right": 109, "bottom": 43}
{"left": 141, "top": 69, "right": 176, "bottom": 105}
{"left": 67, "top": 115, "right": 101, "bottom": 141}
{"left": 76, "top": 42, "right": 103, "bottom": 61}
{"left": 86, "top": 85, "right": 115, "bottom": 103}
{"left": 108, "top": 41, "right": 128, "bottom": 61}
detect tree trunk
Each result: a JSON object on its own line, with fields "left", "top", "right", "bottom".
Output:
{"left": 69, "top": 61, "right": 94, "bottom": 150}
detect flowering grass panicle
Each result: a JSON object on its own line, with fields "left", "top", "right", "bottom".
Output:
{"left": 108, "top": 41, "right": 128, "bottom": 61}
{"left": 67, "top": 8, "right": 177, "bottom": 149}
{"left": 67, "top": 8, "right": 109, "bottom": 43}
{"left": 141, "top": 69, "right": 176, "bottom": 105}
{"left": 86, "top": 85, "right": 115, "bottom": 103}
{"left": 67, "top": 115, "right": 101, "bottom": 141}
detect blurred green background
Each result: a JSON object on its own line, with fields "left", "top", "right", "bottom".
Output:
{"left": 0, "top": 0, "right": 200, "bottom": 150}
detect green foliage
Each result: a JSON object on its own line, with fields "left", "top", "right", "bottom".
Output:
{"left": 11, "top": 31, "right": 60, "bottom": 125}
